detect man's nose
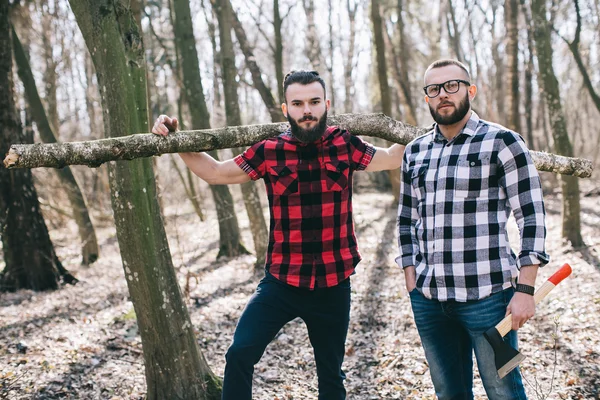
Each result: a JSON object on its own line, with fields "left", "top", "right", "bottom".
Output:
{"left": 303, "top": 103, "right": 312, "bottom": 114}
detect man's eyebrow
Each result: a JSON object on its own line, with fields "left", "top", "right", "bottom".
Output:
{"left": 290, "top": 97, "right": 323, "bottom": 102}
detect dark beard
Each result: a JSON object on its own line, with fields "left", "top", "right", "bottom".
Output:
{"left": 429, "top": 93, "right": 470, "bottom": 125}
{"left": 287, "top": 110, "right": 328, "bottom": 143}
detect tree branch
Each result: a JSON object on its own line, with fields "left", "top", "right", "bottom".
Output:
{"left": 4, "top": 113, "right": 594, "bottom": 178}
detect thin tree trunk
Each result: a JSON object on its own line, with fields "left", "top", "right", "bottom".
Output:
{"left": 505, "top": 0, "right": 521, "bottom": 132}
{"left": 170, "top": 155, "right": 205, "bottom": 221}
{"left": 531, "top": 0, "right": 584, "bottom": 247}
{"left": 41, "top": 7, "right": 60, "bottom": 134}
{"left": 274, "top": 0, "right": 284, "bottom": 104}
{"left": 66, "top": 0, "right": 221, "bottom": 397}
{"left": 172, "top": 0, "right": 248, "bottom": 258}
{"left": 371, "top": 0, "right": 399, "bottom": 200}
{"left": 396, "top": 0, "right": 418, "bottom": 125}
{"left": 491, "top": 2, "right": 505, "bottom": 121}
{"left": 343, "top": 0, "right": 358, "bottom": 113}
{"left": 303, "top": 0, "right": 325, "bottom": 71}
{"left": 521, "top": 0, "right": 535, "bottom": 148}
{"left": 327, "top": 0, "right": 336, "bottom": 113}
{"left": 12, "top": 26, "right": 100, "bottom": 265}
{"left": 229, "top": 3, "right": 284, "bottom": 122}
{"left": 446, "top": 0, "right": 464, "bottom": 63}
{"left": 0, "top": 0, "right": 76, "bottom": 291}
{"left": 213, "top": 0, "right": 269, "bottom": 267}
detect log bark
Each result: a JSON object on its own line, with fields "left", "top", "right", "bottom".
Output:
{"left": 4, "top": 114, "right": 593, "bottom": 178}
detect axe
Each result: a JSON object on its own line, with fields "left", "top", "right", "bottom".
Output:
{"left": 483, "top": 263, "right": 572, "bottom": 379}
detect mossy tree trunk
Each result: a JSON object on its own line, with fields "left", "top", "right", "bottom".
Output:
{"left": 531, "top": 0, "right": 584, "bottom": 247}
{"left": 66, "top": 0, "right": 221, "bottom": 397}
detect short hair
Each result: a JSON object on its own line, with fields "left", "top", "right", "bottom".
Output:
{"left": 283, "top": 70, "right": 326, "bottom": 102}
{"left": 424, "top": 59, "right": 471, "bottom": 83}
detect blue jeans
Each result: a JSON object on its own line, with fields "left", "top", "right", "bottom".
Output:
{"left": 409, "top": 288, "right": 527, "bottom": 400}
{"left": 222, "top": 273, "right": 351, "bottom": 400}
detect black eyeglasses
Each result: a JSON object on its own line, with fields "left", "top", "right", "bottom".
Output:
{"left": 423, "top": 79, "right": 470, "bottom": 98}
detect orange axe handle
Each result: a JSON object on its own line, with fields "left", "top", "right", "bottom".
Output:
{"left": 494, "top": 263, "right": 572, "bottom": 337}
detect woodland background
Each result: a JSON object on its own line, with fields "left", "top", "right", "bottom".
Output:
{"left": 0, "top": 0, "right": 599, "bottom": 398}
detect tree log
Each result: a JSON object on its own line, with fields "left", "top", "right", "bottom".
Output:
{"left": 4, "top": 113, "right": 594, "bottom": 178}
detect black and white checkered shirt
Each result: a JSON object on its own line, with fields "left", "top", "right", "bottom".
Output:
{"left": 396, "top": 112, "right": 549, "bottom": 302}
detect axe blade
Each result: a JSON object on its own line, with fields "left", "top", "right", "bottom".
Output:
{"left": 484, "top": 327, "right": 526, "bottom": 379}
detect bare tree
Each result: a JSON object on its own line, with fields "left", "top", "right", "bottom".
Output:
{"left": 213, "top": 0, "right": 269, "bottom": 267}
{"left": 0, "top": 0, "right": 76, "bottom": 291}
{"left": 531, "top": 0, "right": 584, "bottom": 247}
{"left": 505, "top": 0, "right": 521, "bottom": 132}
{"left": 172, "top": 0, "right": 249, "bottom": 258}
{"left": 12, "top": 26, "right": 100, "bottom": 265}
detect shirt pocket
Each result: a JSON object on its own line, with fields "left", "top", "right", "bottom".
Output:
{"left": 454, "top": 155, "right": 492, "bottom": 198}
{"left": 268, "top": 165, "right": 298, "bottom": 196}
{"left": 323, "top": 161, "right": 350, "bottom": 191}
{"left": 410, "top": 163, "right": 429, "bottom": 203}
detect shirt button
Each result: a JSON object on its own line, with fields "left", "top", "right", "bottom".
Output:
{"left": 470, "top": 161, "right": 476, "bottom": 166}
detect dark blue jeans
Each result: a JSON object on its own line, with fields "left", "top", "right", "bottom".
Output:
{"left": 410, "top": 288, "right": 527, "bottom": 400}
{"left": 222, "top": 273, "right": 351, "bottom": 400}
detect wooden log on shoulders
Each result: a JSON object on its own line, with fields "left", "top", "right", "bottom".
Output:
{"left": 3, "top": 113, "right": 594, "bottom": 178}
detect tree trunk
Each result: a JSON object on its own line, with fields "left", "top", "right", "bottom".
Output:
{"left": 521, "top": 0, "right": 535, "bottom": 148}
{"left": 41, "top": 7, "right": 60, "bottom": 134}
{"left": 396, "top": 0, "right": 418, "bottom": 126}
{"left": 12, "top": 26, "right": 100, "bottom": 265}
{"left": 213, "top": 0, "right": 269, "bottom": 267}
{"left": 0, "top": 0, "right": 76, "bottom": 291}
{"left": 531, "top": 0, "right": 584, "bottom": 247}
{"left": 66, "top": 0, "right": 221, "bottom": 397}
{"left": 490, "top": 3, "right": 505, "bottom": 121}
{"left": 303, "top": 0, "right": 325, "bottom": 71}
{"left": 371, "top": 0, "right": 399, "bottom": 200}
{"left": 229, "top": 2, "right": 284, "bottom": 122}
{"left": 327, "top": 0, "right": 336, "bottom": 113}
{"left": 505, "top": 0, "right": 521, "bottom": 132}
{"left": 446, "top": 0, "right": 464, "bottom": 63}
{"left": 274, "top": 0, "right": 284, "bottom": 104}
{"left": 172, "top": 0, "right": 248, "bottom": 258}
{"left": 170, "top": 155, "right": 205, "bottom": 221}
{"left": 343, "top": 0, "right": 358, "bottom": 113}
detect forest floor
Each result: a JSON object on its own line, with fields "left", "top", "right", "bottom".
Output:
{"left": 1, "top": 177, "right": 600, "bottom": 400}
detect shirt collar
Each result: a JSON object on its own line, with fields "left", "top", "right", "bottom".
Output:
{"left": 432, "top": 111, "right": 480, "bottom": 143}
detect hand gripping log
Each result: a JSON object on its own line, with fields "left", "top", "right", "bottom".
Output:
{"left": 483, "top": 263, "right": 572, "bottom": 379}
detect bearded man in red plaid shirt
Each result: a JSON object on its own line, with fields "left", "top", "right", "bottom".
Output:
{"left": 153, "top": 70, "right": 404, "bottom": 399}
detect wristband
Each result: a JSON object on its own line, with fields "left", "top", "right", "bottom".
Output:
{"left": 515, "top": 283, "right": 535, "bottom": 296}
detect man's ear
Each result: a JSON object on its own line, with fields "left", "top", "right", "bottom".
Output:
{"left": 281, "top": 102, "right": 288, "bottom": 118}
{"left": 326, "top": 99, "right": 331, "bottom": 110}
{"left": 468, "top": 85, "right": 477, "bottom": 101}
{"left": 425, "top": 95, "right": 430, "bottom": 104}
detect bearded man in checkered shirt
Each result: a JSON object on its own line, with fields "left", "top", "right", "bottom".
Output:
{"left": 153, "top": 70, "right": 404, "bottom": 399}
{"left": 397, "top": 59, "right": 549, "bottom": 400}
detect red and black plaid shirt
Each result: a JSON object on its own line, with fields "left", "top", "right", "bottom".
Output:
{"left": 234, "top": 126, "right": 375, "bottom": 289}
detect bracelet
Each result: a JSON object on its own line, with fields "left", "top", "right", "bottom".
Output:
{"left": 515, "top": 283, "right": 535, "bottom": 296}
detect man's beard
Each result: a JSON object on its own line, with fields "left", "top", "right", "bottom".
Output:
{"left": 288, "top": 110, "right": 328, "bottom": 143}
{"left": 429, "top": 93, "right": 470, "bottom": 125}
